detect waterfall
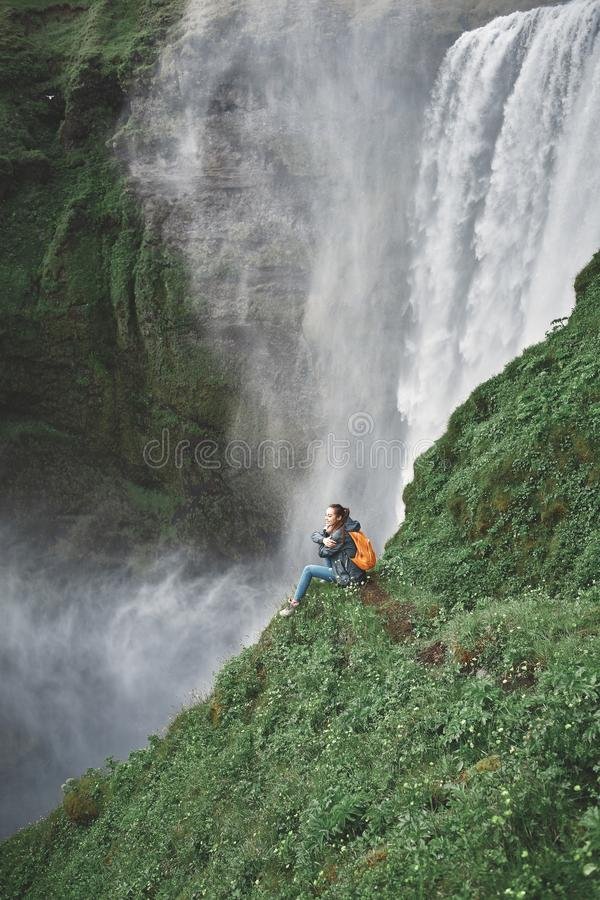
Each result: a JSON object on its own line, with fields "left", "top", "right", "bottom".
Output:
{"left": 5, "top": 0, "right": 600, "bottom": 841}
{"left": 398, "top": 0, "right": 600, "bottom": 515}
{"left": 123, "top": 0, "right": 434, "bottom": 552}
{"left": 1, "top": 0, "right": 441, "bottom": 840}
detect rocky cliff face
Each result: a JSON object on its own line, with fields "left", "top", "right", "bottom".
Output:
{"left": 0, "top": 0, "right": 273, "bottom": 565}
{"left": 0, "top": 0, "right": 561, "bottom": 565}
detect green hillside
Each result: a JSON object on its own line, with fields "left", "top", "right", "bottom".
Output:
{"left": 387, "top": 252, "right": 600, "bottom": 604}
{"left": 1, "top": 257, "right": 598, "bottom": 898}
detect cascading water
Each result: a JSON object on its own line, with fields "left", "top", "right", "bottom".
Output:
{"left": 397, "top": 0, "right": 600, "bottom": 515}
{"left": 4, "top": 0, "right": 598, "bottom": 841}
{"left": 122, "top": 0, "right": 434, "bottom": 554}
{"left": 5, "top": 0, "right": 439, "bottom": 840}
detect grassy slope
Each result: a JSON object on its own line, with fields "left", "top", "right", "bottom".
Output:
{"left": 1, "top": 259, "right": 599, "bottom": 898}
{"left": 385, "top": 251, "right": 600, "bottom": 604}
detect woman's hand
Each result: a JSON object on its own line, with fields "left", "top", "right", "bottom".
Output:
{"left": 323, "top": 537, "right": 338, "bottom": 548}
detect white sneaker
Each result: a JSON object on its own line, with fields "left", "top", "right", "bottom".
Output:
{"left": 279, "top": 599, "right": 299, "bottom": 617}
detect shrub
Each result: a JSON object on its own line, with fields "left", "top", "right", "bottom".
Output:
{"left": 62, "top": 774, "right": 104, "bottom": 826}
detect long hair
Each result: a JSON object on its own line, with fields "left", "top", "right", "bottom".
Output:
{"left": 328, "top": 504, "right": 350, "bottom": 526}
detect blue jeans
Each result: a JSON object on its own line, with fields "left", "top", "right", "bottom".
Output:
{"left": 294, "top": 561, "right": 336, "bottom": 601}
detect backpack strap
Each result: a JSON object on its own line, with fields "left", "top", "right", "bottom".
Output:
{"left": 330, "top": 515, "right": 349, "bottom": 551}
{"left": 341, "top": 521, "right": 354, "bottom": 555}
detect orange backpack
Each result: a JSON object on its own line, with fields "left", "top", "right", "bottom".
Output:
{"left": 347, "top": 530, "right": 377, "bottom": 571}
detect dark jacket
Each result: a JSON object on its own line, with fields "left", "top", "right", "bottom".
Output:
{"left": 311, "top": 517, "right": 365, "bottom": 585}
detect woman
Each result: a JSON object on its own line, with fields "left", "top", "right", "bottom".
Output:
{"left": 279, "top": 504, "right": 364, "bottom": 617}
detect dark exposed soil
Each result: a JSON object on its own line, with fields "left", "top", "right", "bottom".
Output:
{"left": 416, "top": 640, "right": 447, "bottom": 666}
{"left": 360, "top": 576, "right": 415, "bottom": 642}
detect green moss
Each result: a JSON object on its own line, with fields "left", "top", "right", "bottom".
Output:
{"left": 0, "top": 0, "right": 272, "bottom": 562}
{"left": 62, "top": 775, "right": 106, "bottom": 827}
{"left": 0, "top": 417, "right": 70, "bottom": 441}
{"left": 125, "top": 481, "right": 177, "bottom": 519}
{"left": 384, "top": 253, "right": 600, "bottom": 604}
{"left": 574, "top": 249, "right": 600, "bottom": 300}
